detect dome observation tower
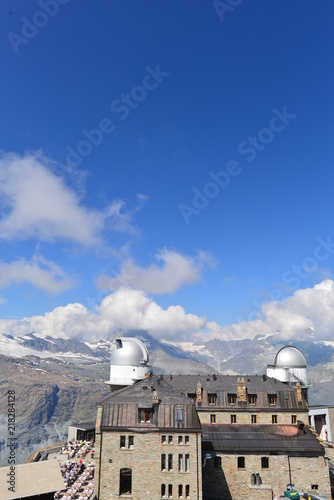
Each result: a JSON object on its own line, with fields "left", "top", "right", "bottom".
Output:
{"left": 105, "top": 337, "right": 151, "bottom": 391}
{"left": 266, "top": 345, "right": 308, "bottom": 386}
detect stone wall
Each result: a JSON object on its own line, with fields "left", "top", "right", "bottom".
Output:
{"left": 198, "top": 410, "right": 308, "bottom": 425}
{"left": 202, "top": 453, "right": 331, "bottom": 500}
{"left": 96, "top": 430, "right": 202, "bottom": 500}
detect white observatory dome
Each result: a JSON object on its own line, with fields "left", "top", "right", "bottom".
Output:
{"left": 275, "top": 346, "right": 307, "bottom": 368}
{"left": 106, "top": 337, "right": 150, "bottom": 391}
{"left": 110, "top": 337, "right": 149, "bottom": 366}
{"left": 266, "top": 345, "right": 307, "bottom": 386}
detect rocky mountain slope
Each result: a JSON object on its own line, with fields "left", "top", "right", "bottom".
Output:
{"left": 0, "top": 330, "right": 333, "bottom": 465}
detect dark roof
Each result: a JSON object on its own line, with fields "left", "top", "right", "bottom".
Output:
{"left": 100, "top": 375, "right": 192, "bottom": 405}
{"left": 202, "top": 424, "right": 325, "bottom": 456}
{"left": 167, "top": 374, "right": 307, "bottom": 410}
{"left": 168, "top": 374, "right": 296, "bottom": 393}
{"left": 99, "top": 375, "right": 201, "bottom": 431}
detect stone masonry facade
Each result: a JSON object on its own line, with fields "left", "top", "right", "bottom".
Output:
{"left": 202, "top": 454, "right": 331, "bottom": 500}
{"left": 96, "top": 430, "right": 202, "bottom": 500}
{"left": 198, "top": 410, "right": 308, "bottom": 425}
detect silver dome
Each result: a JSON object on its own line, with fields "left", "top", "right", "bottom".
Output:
{"left": 110, "top": 337, "right": 149, "bottom": 366}
{"left": 275, "top": 346, "right": 307, "bottom": 368}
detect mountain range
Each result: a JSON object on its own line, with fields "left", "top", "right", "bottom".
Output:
{"left": 0, "top": 329, "right": 334, "bottom": 465}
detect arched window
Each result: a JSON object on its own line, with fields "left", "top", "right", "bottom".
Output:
{"left": 119, "top": 468, "right": 132, "bottom": 495}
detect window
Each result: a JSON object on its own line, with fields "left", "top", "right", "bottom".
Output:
{"left": 178, "top": 454, "right": 183, "bottom": 471}
{"left": 168, "top": 484, "right": 173, "bottom": 498}
{"left": 161, "top": 484, "right": 166, "bottom": 497}
{"left": 178, "top": 435, "right": 182, "bottom": 444}
{"left": 128, "top": 436, "right": 134, "bottom": 448}
{"left": 291, "top": 415, "right": 297, "bottom": 424}
{"left": 269, "top": 394, "right": 277, "bottom": 405}
{"left": 249, "top": 395, "right": 256, "bottom": 405}
{"left": 210, "top": 414, "right": 216, "bottom": 424}
{"left": 231, "top": 414, "right": 237, "bottom": 424}
{"left": 185, "top": 485, "right": 190, "bottom": 497}
{"left": 178, "top": 484, "right": 183, "bottom": 498}
{"left": 272, "top": 415, "right": 278, "bottom": 424}
{"left": 237, "top": 456, "right": 245, "bottom": 469}
{"left": 185, "top": 436, "right": 189, "bottom": 444}
{"left": 311, "top": 485, "right": 319, "bottom": 490}
{"left": 228, "top": 394, "right": 236, "bottom": 405}
{"left": 138, "top": 408, "right": 152, "bottom": 423}
{"left": 161, "top": 454, "right": 166, "bottom": 471}
{"left": 168, "top": 454, "right": 173, "bottom": 471}
{"left": 188, "top": 393, "right": 196, "bottom": 402}
{"left": 120, "top": 435, "right": 126, "bottom": 448}
{"left": 208, "top": 393, "right": 217, "bottom": 405}
{"left": 177, "top": 409, "right": 183, "bottom": 421}
{"left": 168, "top": 435, "right": 173, "bottom": 444}
{"left": 119, "top": 468, "right": 132, "bottom": 495}
{"left": 185, "top": 454, "right": 190, "bottom": 472}
{"left": 162, "top": 435, "right": 166, "bottom": 443}
{"left": 261, "top": 457, "right": 269, "bottom": 469}
{"left": 214, "top": 456, "right": 221, "bottom": 468}
{"left": 251, "top": 415, "right": 257, "bottom": 424}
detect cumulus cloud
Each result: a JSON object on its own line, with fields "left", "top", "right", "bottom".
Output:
{"left": 206, "top": 280, "right": 334, "bottom": 343}
{"left": 0, "top": 254, "right": 76, "bottom": 294}
{"left": 0, "top": 151, "right": 145, "bottom": 246}
{"left": 1, "top": 280, "right": 334, "bottom": 344}
{"left": 0, "top": 287, "right": 206, "bottom": 341}
{"left": 96, "top": 249, "right": 216, "bottom": 293}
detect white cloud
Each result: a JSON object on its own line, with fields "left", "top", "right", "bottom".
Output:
{"left": 0, "top": 288, "right": 206, "bottom": 341}
{"left": 2, "top": 280, "right": 334, "bottom": 345}
{"left": 0, "top": 254, "right": 76, "bottom": 294}
{"left": 205, "top": 279, "right": 334, "bottom": 343}
{"left": 0, "top": 151, "right": 145, "bottom": 246}
{"left": 0, "top": 296, "right": 7, "bottom": 305}
{"left": 97, "top": 249, "right": 216, "bottom": 293}
{"left": 104, "top": 194, "right": 148, "bottom": 234}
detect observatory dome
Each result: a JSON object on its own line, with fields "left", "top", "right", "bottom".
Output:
{"left": 275, "top": 346, "right": 307, "bottom": 368}
{"left": 110, "top": 337, "right": 149, "bottom": 366}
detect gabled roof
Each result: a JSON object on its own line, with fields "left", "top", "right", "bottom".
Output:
{"left": 100, "top": 374, "right": 192, "bottom": 405}
{"left": 202, "top": 424, "right": 325, "bottom": 456}
{"left": 99, "top": 375, "right": 201, "bottom": 431}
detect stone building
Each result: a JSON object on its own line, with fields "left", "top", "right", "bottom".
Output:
{"left": 201, "top": 422, "right": 331, "bottom": 499}
{"left": 95, "top": 375, "right": 202, "bottom": 500}
{"left": 168, "top": 374, "right": 309, "bottom": 426}
{"left": 94, "top": 341, "right": 332, "bottom": 499}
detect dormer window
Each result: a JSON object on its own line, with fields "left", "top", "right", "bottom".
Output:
{"left": 208, "top": 394, "right": 217, "bottom": 405}
{"left": 268, "top": 394, "right": 277, "bottom": 406}
{"left": 188, "top": 393, "right": 196, "bottom": 402}
{"left": 138, "top": 408, "right": 152, "bottom": 423}
{"left": 248, "top": 394, "right": 256, "bottom": 405}
{"left": 228, "top": 394, "right": 236, "bottom": 405}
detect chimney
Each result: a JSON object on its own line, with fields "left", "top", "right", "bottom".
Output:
{"left": 196, "top": 380, "right": 202, "bottom": 404}
{"left": 152, "top": 390, "right": 159, "bottom": 405}
{"left": 296, "top": 382, "right": 303, "bottom": 403}
{"left": 237, "top": 377, "right": 247, "bottom": 402}
{"left": 152, "top": 390, "right": 159, "bottom": 426}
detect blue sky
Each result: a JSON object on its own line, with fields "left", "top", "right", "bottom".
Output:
{"left": 0, "top": 1, "right": 334, "bottom": 342}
